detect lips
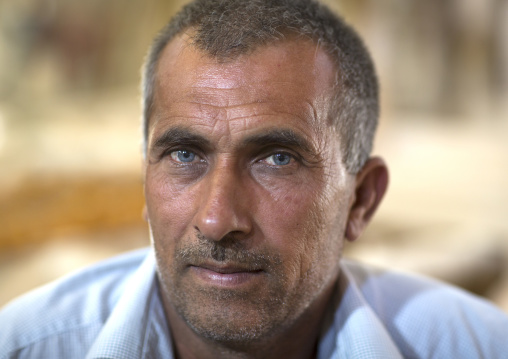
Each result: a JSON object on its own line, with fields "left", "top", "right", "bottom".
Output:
{"left": 189, "top": 262, "right": 264, "bottom": 287}
{"left": 193, "top": 262, "right": 262, "bottom": 273}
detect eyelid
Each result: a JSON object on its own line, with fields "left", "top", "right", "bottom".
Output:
{"left": 163, "top": 147, "right": 205, "bottom": 163}
{"left": 266, "top": 153, "right": 292, "bottom": 165}
{"left": 170, "top": 150, "right": 195, "bottom": 163}
{"left": 265, "top": 146, "right": 300, "bottom": 159}
{"left": 258, "top": 149, "right": 299, "bottom": 165}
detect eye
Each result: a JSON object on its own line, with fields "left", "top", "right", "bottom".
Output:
{"left": 170, "top": 150, "right": 198, "bottom": 163}
{"left": 264, "top": 152, "right": 292, "bottom": 166}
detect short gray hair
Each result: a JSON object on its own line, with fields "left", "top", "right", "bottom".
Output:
{"left": 142, "top": 0, "right": 378, "bottom": 174}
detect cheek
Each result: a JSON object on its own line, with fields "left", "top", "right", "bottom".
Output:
{"left": 256, "top": 183, "right": 327, "bottom": 268}
{"left": 257, "top": 175, "right": 349, "bottom": 281}
{"left": 145, "top": 169, "right": 197, "bottom": 240}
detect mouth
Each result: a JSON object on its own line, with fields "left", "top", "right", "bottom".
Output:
{"left": 189, "top": 263, "right": 264, "bottom": 288}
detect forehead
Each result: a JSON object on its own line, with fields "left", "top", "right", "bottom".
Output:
{"left": 150, "top": 34, "right": 336, "bottom": 141}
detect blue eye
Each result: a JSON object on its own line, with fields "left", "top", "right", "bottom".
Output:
{"left": 266, "top": 153, "right": 291, "bottom": 166}
{"left": 171, "top": 150, "right": 196, "bottom": 163}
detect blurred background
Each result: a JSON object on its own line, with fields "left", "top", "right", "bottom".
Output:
{"left": 0, "top": 0, "right": 507, "bottom": 311}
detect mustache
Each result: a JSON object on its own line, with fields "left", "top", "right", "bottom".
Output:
{"left": 175, "top": 233, "right": 282, "bottom": 270}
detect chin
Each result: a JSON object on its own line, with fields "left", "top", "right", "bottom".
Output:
{"left": 171, "top": 286, "right": 292, "bottom": 346}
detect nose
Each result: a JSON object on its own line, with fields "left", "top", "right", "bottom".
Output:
{"left": 194, "top": 161, "right": 253, "bottom": 241}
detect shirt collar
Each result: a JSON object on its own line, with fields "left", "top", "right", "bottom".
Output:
{"left": 86, "top": 250, "right": 174, "bottom": 359}
{"left": 318, "top": 264, "right": 403, "bottom": 359}
{"left": 86, "top": 251, "right": 403, "bottom": 359}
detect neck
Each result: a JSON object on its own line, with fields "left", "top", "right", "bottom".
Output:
{"left": 161, "top": 283, "right": 336, "bottom": 359}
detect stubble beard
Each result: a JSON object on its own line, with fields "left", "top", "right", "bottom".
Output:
{"left": 154, "top": 235, "right": 327, "bottom": 348}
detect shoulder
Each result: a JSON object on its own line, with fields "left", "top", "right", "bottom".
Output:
{"left": 0, "top": 247, "right": 150, "bottom": 359}
{"left": 341, "top": 259, "right": 508, "bottom": 357}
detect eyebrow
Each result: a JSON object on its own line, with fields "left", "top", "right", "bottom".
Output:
{"left": 150, "top": 127, "right": 315, "bottom": 157}
{"left": 151, "top": 127, "right": 211, "bottom": 152}
{"left": 241, "top": 129, "right": 314, "bottom": 154}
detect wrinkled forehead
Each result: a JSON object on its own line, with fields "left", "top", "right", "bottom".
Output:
{"left": 151, "top": 32, "right": 337, "bottom": 117}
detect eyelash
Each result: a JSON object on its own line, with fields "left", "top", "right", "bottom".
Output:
{"left": 170, "top": 149, "right": 200, "bottom": 163}
{"left": 163, "top": 148, "right": 300, "bottom": 168}
{"left": 260, "top": 151, "right": 295, "bottom": 166}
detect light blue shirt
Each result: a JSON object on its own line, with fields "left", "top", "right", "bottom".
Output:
{"left": 1, "top": 248, "right": 507, "bottom": 358}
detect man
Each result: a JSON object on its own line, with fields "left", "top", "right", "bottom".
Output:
{"left": 1, "top": 0, "right": 507, "bottom": 358}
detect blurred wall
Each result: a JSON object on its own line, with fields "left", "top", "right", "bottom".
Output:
{"left": 0, "top": 0, "right": 187, "bottom": 248}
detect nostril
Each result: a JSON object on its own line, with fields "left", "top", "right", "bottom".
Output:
{"left": 192, "top": 171, "right": 253, "bottom": 241}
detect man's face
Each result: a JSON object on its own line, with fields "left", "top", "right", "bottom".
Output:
{"left": 144, "top": 34, "right": 356, "bottom": 344}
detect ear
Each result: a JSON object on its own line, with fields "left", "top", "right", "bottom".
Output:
{"left": 345, "top": 157, "right": 389, "bottom": 242}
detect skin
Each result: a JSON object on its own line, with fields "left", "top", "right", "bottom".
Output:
{"left": 143, "top": 32, "right": 388, "bottom": 359}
